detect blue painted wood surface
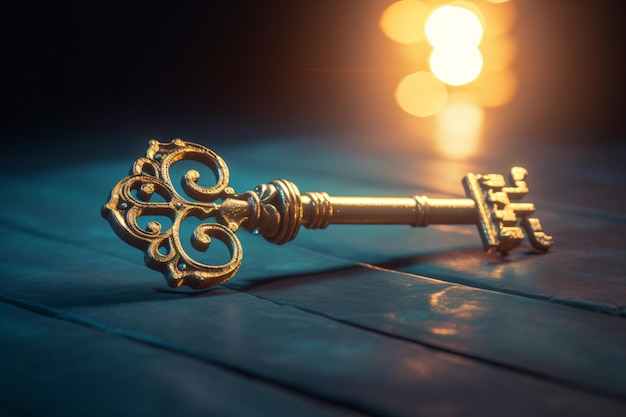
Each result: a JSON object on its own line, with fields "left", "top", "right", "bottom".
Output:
{"left": 1, "top": 139, "right": 625, "bottom": 416}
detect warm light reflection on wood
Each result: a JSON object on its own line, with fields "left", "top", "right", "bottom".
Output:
{"left": 431, "top": 327, "right": 458, "bottom": 336}
{"left": 430, "top": 288, "right": 485, "bottom": 318}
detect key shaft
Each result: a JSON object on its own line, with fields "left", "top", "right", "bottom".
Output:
{"left": 302, "top": 195, "right": 478, "bottom": 226}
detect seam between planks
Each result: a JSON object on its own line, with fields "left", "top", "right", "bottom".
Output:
{"left": 3, "top": 292, "right": 625, "bottom": 412}
{"left": 290, "top": 243, "right": 626, "bottom": 317}
{"left": 0, "top": 295, "right": 383, "bottom": 417}
{"left": 363, "top": 261, "right": 626, "bottom": 317}
{"left": 228, "top": 287, "right": 626, "bottom": 405}
{"left": 2, "top": 217, "right": 624, "bottom": 318}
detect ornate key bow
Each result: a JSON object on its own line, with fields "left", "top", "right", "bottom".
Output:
{"left": 102, "top": 139, "right": 553, "bottom": 289}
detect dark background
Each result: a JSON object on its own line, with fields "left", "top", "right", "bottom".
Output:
{"left": 2, "top": 0, "right": 624, "bottom": 168}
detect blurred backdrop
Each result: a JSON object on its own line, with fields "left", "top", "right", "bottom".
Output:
{"left": 2, "top": 0, "right": 624, "bottom": 168}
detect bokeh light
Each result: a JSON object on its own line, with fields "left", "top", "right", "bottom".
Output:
{"left": 480, "top": 35, "right": 516, "bottom": 70}
{"left": 398, "top": 40, "right": 433, "bottom": 68}
{"left": 380, "top": 0, "right": 518, "bottom": 159}
{"left": 425, "top": 5, "right": 483, "bottom": 48}
{"left": 395, "top": 71, "right": 448, "bottom": 117}
{"left": 379, "top": 1, "right": 431, "bottom": 44}
{"left": 425, "top": 5, "right": 484, "bottom": 86}
{"left": 481, "top": 0, "right": 517, "bottom": 35}
{"left": 448, "top": 1, "right": 485, "bottom": 28}
{"left": 435, "top": 93, "right": 484, "bottom": 159}
{"left": 464, "top": 69, "right": 517, "bottom": 107}
{"left": 429, "top": 46, "right": 483, "bottom": 86}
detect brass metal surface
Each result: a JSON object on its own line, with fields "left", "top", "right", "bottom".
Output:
{"left": 102, "top": 139, "right": 553, "bottom": 288}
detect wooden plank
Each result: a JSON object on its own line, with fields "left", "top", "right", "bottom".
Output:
{"left": 0, "top": 162, "right": 355, "bottom": 283}
{"left": 4, "top": 292, "right": 625, "bottom": 417}
{"left": 3, "top": 141, "right": 625, "bottom": 315}
{"left": 2, "top": 140, "right": 626, "bottom": 416}
{"left": 230, "top": 141, "right": 626, "bottom": 313}
{"left": 2, "top": 228, "right": 625, "bottom": 415}
{"left": 230, "top": 265, "right": 626, "bottom": 400}
{"left": 0, "top": 303, "right": 368, "bottom": 417}
{"left": 290, "top": 208, "right": 626, "bottom": 314}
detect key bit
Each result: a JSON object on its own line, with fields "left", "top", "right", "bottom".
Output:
{"left": 102, "top": 139, "right": 553, "bottom": 289}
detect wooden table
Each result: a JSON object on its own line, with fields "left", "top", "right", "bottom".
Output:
{"left": 1, "top": 137, "right": 625, "bottom": 416}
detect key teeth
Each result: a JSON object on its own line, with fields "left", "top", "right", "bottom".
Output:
{"left": 497, "top": 227, "right": 525, "bottom": 253}
{"left": 503, "top": 167, "right": 529, "bottom": 200}
{"left": 465, "top": 167, "right": 553, "bottom": 254}
{"left": 522, "top": 217, "right": 554, "bottom": 252}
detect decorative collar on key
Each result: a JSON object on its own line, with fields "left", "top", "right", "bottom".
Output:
{"left": 102, "top": 138, "right": 553, "bottom": 289}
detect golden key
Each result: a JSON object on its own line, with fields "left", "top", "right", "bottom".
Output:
{"left": 102, "top": 139, "right": 553, "bottom": 289}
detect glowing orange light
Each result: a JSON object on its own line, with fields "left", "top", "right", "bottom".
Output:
{"left": 481, "top": 0, "right": 517, "bottom": 35}
{"left": 379, "top": 0, "right": 517, "bottom": 137}
{"left": 435, "top": 93, "right": 484, "bottom": 159}
{"left": 395, "top": 71, "right": 448, "bottom": 117}
{"left": 425, "top": 5, "right": 483, "bottom": 48}
{"left": 425, "top": 5, "right": 484, "bottom": 86}
{"left": 398, "top": 40, "right": 433, "bottom": 68}
{"left": 448, "top": 1, "right": 485, "bottom": 29}
{"left": 480, "top": 35, "right": 516, "bottom": 70}
{"left": 429, "top": 46, "right": 483, "bottom": 86}
{"left": 379, "top": 1, "right": 430, "bottom": 44}
{"left": 464, "top": 69, "right": 517, "bottom": 108}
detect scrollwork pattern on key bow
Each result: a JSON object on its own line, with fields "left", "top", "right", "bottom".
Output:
{"left": 101, "top": 139, "right": 244, "bottom": 289}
